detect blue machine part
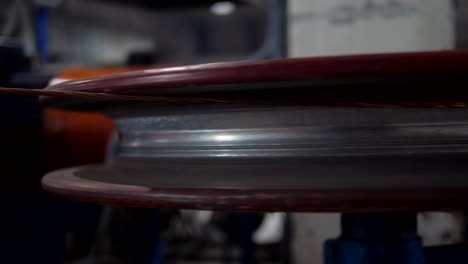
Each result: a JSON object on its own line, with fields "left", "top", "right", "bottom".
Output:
{"left": 325, "top": 213, "right": 468, "bottom": 264}
{"left": 325, "top": 235, "right": 424, "bottom": 264}
{"left": 35, "top": 6, "right": 49, "bottom": 62}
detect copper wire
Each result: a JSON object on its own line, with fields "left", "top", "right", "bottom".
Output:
{"left": 0, "top": 87, "right": 468, "bottom": 108}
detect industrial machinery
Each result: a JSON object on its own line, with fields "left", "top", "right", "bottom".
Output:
{"left": 40, "top": 50, "right": 468, "bottom": 263}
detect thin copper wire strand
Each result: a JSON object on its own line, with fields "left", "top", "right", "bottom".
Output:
{"left": 0, "top": 87, "right": 294, "bottom": 105}
{"left": 1, "top": 87, "right": 468, "bottom": 108}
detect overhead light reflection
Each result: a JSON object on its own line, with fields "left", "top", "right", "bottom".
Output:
{"left": 213, "top": 134, "right": 236, "bottom": 142}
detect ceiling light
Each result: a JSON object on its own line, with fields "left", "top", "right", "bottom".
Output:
{"left": 210, "top": 1, "right": 236, "bottom": 16}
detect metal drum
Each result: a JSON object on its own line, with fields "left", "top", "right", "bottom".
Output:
{"left": 42, "top": 51, "right": 468, "bottom": 211}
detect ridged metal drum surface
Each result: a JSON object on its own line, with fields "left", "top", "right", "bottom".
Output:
{"left": 42, "top": 51, "right": 468, "bottom": 211}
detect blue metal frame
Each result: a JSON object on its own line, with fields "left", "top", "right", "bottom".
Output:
{"left": 325, "top": 213, "right": 468, "bottom": 264}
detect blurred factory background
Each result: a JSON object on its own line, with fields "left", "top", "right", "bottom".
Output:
{"left": 0, "top": 0, "right": 467, "bottom": 264}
